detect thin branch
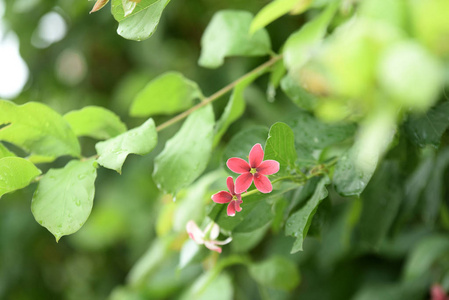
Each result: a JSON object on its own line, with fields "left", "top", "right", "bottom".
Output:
{"left": 155, "top": 55, "right": 283, "bottom": 132}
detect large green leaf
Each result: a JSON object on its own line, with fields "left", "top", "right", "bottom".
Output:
{"left": 213, "top": 66, "right": 268, "bottom": 145}
{"left": 265, "top": 122, "right": 297, "bottom": 171}
{"left": 283, "top": 2, "right": 338, "bottom": 73}
{"left": 111, "top": 0, "right": 158, "bottom": 21}
{"left": 198, "top": 10, "right": 271, "bottom": 69}
{"left": 153, "top": 105, "right": 214, "bottom": 195}
{"left": 0, "top": 100, "right": 80, "bottom": 158}
{"left": 116, "top": 0, "right": 170, "bottom": 41}
{"left": 0, "top": 157, "right": 41, "bottom": 198}
{"left": 130, "top": 72, "right": 202, "bottom": 117}
{"left": 280, "top": 75, "right": 317, "bottom": 110}
{"left": 31, "top": 159, "right": 97, "bottom": 241}
{"left": 404, "top": 101, "right": 449, "bottom": 148}
{"left": 355, "top": 161, "right": 402, "bottom": 249}
{"left": 63, "top": 106, "right": 127, "bottom": 140}
{"left": 96, "top": 118, "right": 157, "bottom": 173}
{"left": 0, "top": 143, "right": 15, "bottom": 159}
{"left": 248, "top": 256, "right": 301, "bottom": 291}
{"left": 285, "top": 176, "right": 329, "bottom": 253}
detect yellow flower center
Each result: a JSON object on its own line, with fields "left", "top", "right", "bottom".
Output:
{"left": 250, "top": 168, "right": 257, "bottom": 174}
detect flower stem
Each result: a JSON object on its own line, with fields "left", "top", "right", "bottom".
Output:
{"left": 155, "top": 55, "right": 283, "bottom": 132}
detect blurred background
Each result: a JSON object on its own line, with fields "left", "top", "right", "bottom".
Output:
{"left": 1, "top": 0, "right": 449, "bottom": 299}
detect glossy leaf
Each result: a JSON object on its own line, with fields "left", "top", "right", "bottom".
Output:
{"left": 355, "top": 161, "right": 402, "bottom": 249}
{"left": 117, "top": 0, "right": 170, "bottom": 41}
{"left": 96, "top": 118, "right": 157, "bottom": 173}
{"left": 283, "top": 2, "right": 338, "bottom": 73}
{"left": 264, "top": 122, "right": 297, "bottom": 171}
{"left": 0, "top": 157, "right": 41, "bottom": 198}
{"left": 248, "top": 256, "right": 300, "bottom": 291}
{"left": 112, "top": 0, "right": 158, "bottom": 21}
{"left": 0, "top": 100, "right": 80, "bottom": 158}
{"left": 404, "top": 101, "right": 449, "bottom": 148}
{"left": 280, "top": 75, "right": 317, "bottom": 110}
{"left": 250, "top": 0, "right": 312, "bottom": 34}
{"left": 285, "top": 176, "right": 329, "bottom": 253}
{"left": 130, "top": 72, "right": 202, "bottom": 117}
{"left": 31, "top": 159, "right": 97, "bottom": 241}
{"left": 153, "top": 105, "right": 214, "bottom": 195}
{"left": 64, "top": 106, "right": 127, "bottom": 140}
{"left": 214, "top": 66, "right": 268, "bottom": 145}
{"left": 198, "top": 10, "right": 271, "bottom": 69}
{"left": 0, "top": 143, "right": 15, "bottom": 159}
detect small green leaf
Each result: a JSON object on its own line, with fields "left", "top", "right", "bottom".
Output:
{"left": 130, "top": 72, "right": 202, "bottom": 117}
{"left": 283, "top": 2, "right": 338, "bottom": 73}
{"left": 265, "top": 122, "right": 297, "bottom": 171}
{"left": 0, "top": 100, "right": 80, "bottom": 158}
{"left": 248, "top": 256, "right": 300, "bottom": 291}
{"left": 333, "top": 146, "right": 377, "bottom": 197}
{"left": 0, "top": 143, "right": 15, "bottom": 159}
{"left": 0, "top": 157, "right": 41, "bottom": 198}
{"left": 64, "top": 106, "right": 127, "bottom": 140}
{"left": 96, "top": 118, "right": 157, "bottom": 173}
{"left": 153, "top": 105, "right": 214, "bottom": 195}
{"left": 112, "top": 0, "right": 158, "bottom": 21}
{"left": 355, "top": 161, "right": 402, "bottom": 250}
{"left": 199, "top": 10, "right": 271, "bottom": 69}
{"left": 404, "top": 101, "right": 449, "bottom": 148}
{"left": 250, "top": 0, "right": 312, "bottom": 34}
{"left": 285, "top": 176, "right": 329, "bottom": 253}
{"left": 280, "top": 75, "right": 317, "bottom": 110}
{"left": 116, "top": 0, "right": 170, "bottom": 41}
{"left": 31, "top": 159, "right": 97, "bottom": 241}
{"left": 183, "top": 271, "right": 234, "bottom": 300}
{"left": 214, "top": 66, "right": 268, "bottom": 145}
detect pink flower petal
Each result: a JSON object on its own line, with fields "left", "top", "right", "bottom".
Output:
{"left": 211, "top": 191, "right": 233, "bottom": 204}
{"left": 204, "top": 241, "right": 222, "bottom": 253}
{"left": 254, "top": 174, "right": 273, "bottom": 193}
{"left": 226, "top": 176, "right": 235, "bottom": 194}
{"left": 214, "top": 237, "right": 233, "bottom": 245}
{"left": 257, "top": 160, "right": 280, "bottom": 175}
{"left": 235, "top": 173, "right": 254, "bottom": 194}
{"left": 186, "top": 220, "right": 204, "bottom": 244}
{"left": 249, "top": 143, "right": 264, "bottom": 168}
{"left": 235, "top": 199, "right": 243, "bottom": 212}
{"left": 209, "top": 223, "right": 220, "bottom": 240}
{"left": 227, "top": 158, "right": 250, "bottom": 174}
{"left": 227, "top": 202, "right": 236, "bottom": 216}
{"left": 431, "top": 284, "right": 448, "bottom": 300}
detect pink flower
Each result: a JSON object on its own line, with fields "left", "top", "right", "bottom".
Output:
{"left": 431, "top": 284, "right": 449, "bottom": 300}
{"left": 226, "top": 143, "right": 280, "bottom": 194}
{"left": 211, "top": 177, "right": 243, "bottom": 217}
{"left": 186, "top": 220, "right": 232, "bottom": 253}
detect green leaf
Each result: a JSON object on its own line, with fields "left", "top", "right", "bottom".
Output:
{"left": 0, "top": 157, "right": 41, "bottom": 198}
{"left": 116, "top": 0, "right": 170, "bottom": 41}
{"left": 112, "top": 0, "right": 158, "bottom": 21}
{"left": 265, "top": 122, "right": 297, "bottom": 171}
{"left": 248, "top": 256, "right": 300, "bottom": 291}
{"left": 404, "top": 101, "right": 449, "bottom": 148}
{"left": 31, "top": 159, "right": 97, "bottom": 241}
{"left": 280, "top": 75, "right": 317, "bottom": 110}
{"left": 63, "top": 106, "right": 127, "bottom": 140}
{"left": 231, "top": 224, "right": 270, "bottom": 253}
{"left": 214, "top": 66, "right": 268, "bottom": 145}
{"left": 96, "top": 118, "right": 157, "bottom": 173}
{"left": 182, "top": 271, "right": 234, "bottom": 300}
{"left": 288, "top": 111, "right": 356, "bottom": 150}
{"left": 285, "top": 176, "right": 329, "bottom": 253}
{"left": 333, "top": 146, "right": 377, "bottom": 197}
{"left": 0, "top": 100, "right": 80, "bottom": 158}
{"left": 198, "top": 10, "right": 271, "bottom": 69}
{"left": 0, "top": 143, "right": 15, "bottom": 159}
{"left": 153, "top": 105, "right": 214, "bottom": 195}
{"left": 130, "top": 72, "right": 202, "bottom": 117}
{"left": 355, "top": 161, "right": 402, "bottom": 249}
{"left": 403, "top": 234, "right": 449, "bottom": 281}
{"left": 250, "top": 0, "right": 312, "bottom": 34}
{"left": 283, "top": 2, "right": 338, "bottom": 73}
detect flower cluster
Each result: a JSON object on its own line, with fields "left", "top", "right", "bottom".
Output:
{"left": 186, "top": 143, "right": 279, "bottom": 253}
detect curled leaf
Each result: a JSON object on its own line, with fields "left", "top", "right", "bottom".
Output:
{"left": 90, "top": 0, "right": 110, "bottom": 14}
